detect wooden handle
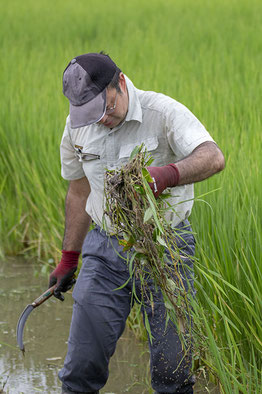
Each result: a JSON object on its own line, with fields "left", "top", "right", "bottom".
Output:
{"left": 32, "top": 285, "right": 56, "bottom": 307}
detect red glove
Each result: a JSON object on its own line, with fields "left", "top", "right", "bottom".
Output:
{"left": 147, "top": 164, "right": 180, "bottom": 198}
{"left": 49, "top": 250, "right": 80, "bottom": 301}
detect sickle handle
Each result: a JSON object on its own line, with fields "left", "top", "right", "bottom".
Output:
{"left": 32, "top": 285, "right": 56, "bottom": 307}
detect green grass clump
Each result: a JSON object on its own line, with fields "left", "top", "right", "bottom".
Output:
{"left": 0, "top": 0, "right": 261, "bottom": 391}
{"left": 104, "top": 146, "right": 195, "bottom": 346}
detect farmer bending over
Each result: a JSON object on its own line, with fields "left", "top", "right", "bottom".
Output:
{"left": 49, "top": 52, "right": 225, "bottom": 394}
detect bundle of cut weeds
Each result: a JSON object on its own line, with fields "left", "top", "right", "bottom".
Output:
{"left": 103, "top": 145, "right": 193, "bottom": 344}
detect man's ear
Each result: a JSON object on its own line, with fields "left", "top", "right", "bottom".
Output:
{"left": 119, "top": 72, "right": 127, "bottom": 93}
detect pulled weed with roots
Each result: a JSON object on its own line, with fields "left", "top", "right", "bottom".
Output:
{"left": 103, "top": 146, "right": 262, "bottom": 391}
{"left": 103, "top": 145, "right": 194, "bottom": 347}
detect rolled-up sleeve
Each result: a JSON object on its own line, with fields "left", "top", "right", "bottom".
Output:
{"left": 60, "top": 116, "right": 85, "bottom": 180}
{"left": 166, "top": 102, "right": 215, "bottom": 159}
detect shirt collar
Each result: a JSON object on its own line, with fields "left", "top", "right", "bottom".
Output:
{"left": 124, "top": 75, "right": 142, "bottom": 123}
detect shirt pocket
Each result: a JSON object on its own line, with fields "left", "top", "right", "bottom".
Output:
{"left": 73, "top": 144, "right": 100, "bottom": 162}
{"left": 74, "top": 144, "right": 104, "bottom": 184}
{"left": 118, "top": 136, "right": 159, "bottom": 160}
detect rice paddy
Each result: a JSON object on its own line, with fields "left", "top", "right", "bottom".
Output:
{"left": 0, "top": 0, "right": 261, "bottom": 391}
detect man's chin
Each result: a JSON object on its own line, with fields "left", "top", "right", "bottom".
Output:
{"left": 104, "top": 122, "right": 112, "bottom": 128}
{"left": 105, "top": 120, "right": 121, "bottom": 129}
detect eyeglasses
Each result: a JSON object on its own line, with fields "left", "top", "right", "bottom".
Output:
{"left": 105, "top": 91, "right": 118, "bottom": 115}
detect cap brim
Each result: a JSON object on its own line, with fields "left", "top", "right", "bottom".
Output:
{"left": 69, "top": 89, "right": 106, "bottom": 129}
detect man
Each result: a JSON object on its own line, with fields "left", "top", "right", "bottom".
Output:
{"left": 49, "top": 52, "right": 225, "bottom": 394}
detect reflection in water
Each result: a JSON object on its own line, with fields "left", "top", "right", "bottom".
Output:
{"left": 0, "top": 259, "right": 218, "bottom": 394}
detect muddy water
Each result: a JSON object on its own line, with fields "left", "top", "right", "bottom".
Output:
{"left": 0, "top": 259, "right": 218, "bottom": 394}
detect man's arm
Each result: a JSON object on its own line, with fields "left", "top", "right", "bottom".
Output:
{"left": 147, "top": 141, "right": 225, "bottom": 198}
{"left": 63, "top": 176, "right": 92, "bottom": 251}
{"left": 49, "top": 176, "right": 91, "bottom": 300}
{"left": 175, "top": 141, "right": 225, "bottom": 185}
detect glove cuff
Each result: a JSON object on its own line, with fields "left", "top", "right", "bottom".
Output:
{"left": 61, "top": 250, "right": 80, "bottom": 267}
{"left": 165, "top": 163, "right": 180, "bottom": 188}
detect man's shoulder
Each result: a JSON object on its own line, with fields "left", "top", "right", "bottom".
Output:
{"left": 136, "top": 87, "right": 184, "bottom": 116}
{"left": 127, "top": 75, "right": 182, "bottom": 115}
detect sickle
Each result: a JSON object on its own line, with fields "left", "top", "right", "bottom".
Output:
{"left": 16, "top": 285, "right": 56, "bottom": 353}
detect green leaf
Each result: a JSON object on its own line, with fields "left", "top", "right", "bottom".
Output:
{"left": 129, "top": 251, "right": 138, "bottom": 276}
{"left": 164, "top": 300, "right": 173, "bottom": 310}
{"left": 142, "top": 167, "right": 153, "bottom": 182}
{"left": 132, "top": 279, "right": 141, "bottom": 304}
{"left": 144, "top": 310, "right": 153, "bottom": 344}
{"left": 143, "top": 180, "right": 164, "bottom": 233}
{"left": 166, "top": 278, "right": 177, "bottom": 292}
{"left": 119, "top": 238, "right": 134, "bottom": 251}
{"left": 164, "top": 314, "right": 170, "bottom": 333}
{"left": 113, "top": 275, "right": 132, "bottom": 290}
{"left": 156, "top": 235, "right": 167, "bottom": 247}
{"left": 143, "top": 207, "right": 153, "bottom": 223}
{"left": 133, "top": 184, "right": 145, "bottom": 194}
{"left": 158, "top": 192, "right": 172, "bottom": 200}
{"left": 129, "top": 145, "right": 141, "bottom": 160}
{"left": 145, "top": 157, "right": 154, "bottom": 166}
{"left": 152, "top": 228, "right": 159, "bottom": 242}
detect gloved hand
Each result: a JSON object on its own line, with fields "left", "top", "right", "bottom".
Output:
{"left": 147, "top": 163, "right": 180, "bottom": 198}
{"left": 49, "top": 250, "right": 80, "bottom": 301}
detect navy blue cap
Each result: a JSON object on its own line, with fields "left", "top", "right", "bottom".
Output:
{"left": 63, "top": 53, "right": 120, "bottom": 128}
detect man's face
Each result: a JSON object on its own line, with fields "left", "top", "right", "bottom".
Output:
{"left": 98, "top": 73, "right": 129, "bottom": 129}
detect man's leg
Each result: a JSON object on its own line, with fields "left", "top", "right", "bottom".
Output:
{"left": 59, "top": 227, "right": 132, "bottom": 393}
{"left": 142, "top": 221, "right": 196, "bottom": 394}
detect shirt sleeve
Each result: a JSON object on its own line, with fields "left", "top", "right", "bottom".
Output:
{"left": 60, "top": 116, "right": 85, "bottom": 180}
{"left": 166, "top": 101, "right": 215, "bottom": 159}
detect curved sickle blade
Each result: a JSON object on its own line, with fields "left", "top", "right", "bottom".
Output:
{"left": 16, "top": 304, "right": 34, "bottom": 353}
{"left": 16, "top": 285, "right": 56, "bottom": 353}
